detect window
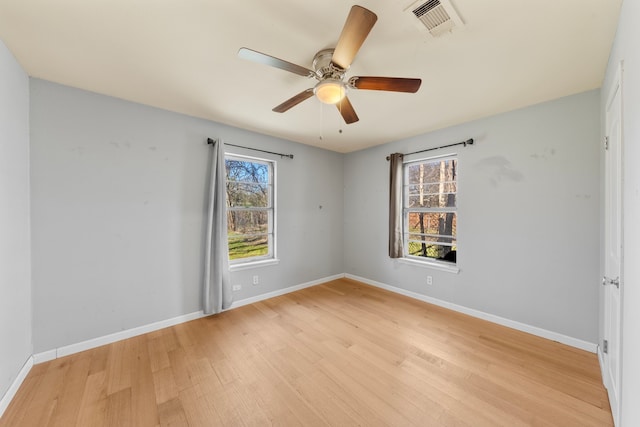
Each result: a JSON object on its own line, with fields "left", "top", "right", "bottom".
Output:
{"left": 225, "top": 155, "right": 275, "bottom": 264}
{"left": 404, "top": 155, "right": 457, "bottom": 263}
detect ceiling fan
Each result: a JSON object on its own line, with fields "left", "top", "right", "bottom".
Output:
{"left": 238, "top": 5, "right": 422, "bottom": 124}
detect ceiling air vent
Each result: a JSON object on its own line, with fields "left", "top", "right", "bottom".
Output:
{"left": 405, "top": 0, "right": 464, "bottom": 37}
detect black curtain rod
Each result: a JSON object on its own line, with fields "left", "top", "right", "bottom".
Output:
{"left": 386, "top": 138, "right": 474, "bottom": 161}
{"left": 207, "top": 138, "right": 294, "bottom": 159}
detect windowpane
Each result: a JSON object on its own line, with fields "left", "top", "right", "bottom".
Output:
{"left": 227, "top": 210, "right": 270, "bottom": 234}
{"left": 225, "top": 155, "right": 275, "bottom": 263}
{"left": 406, "top": 212, "right": 456, "bottom": 237}
{"left": 407, "top": 192, "right": 456, "bottom": 208}
{"left": 226, "top": 182, "right": 269, "bottom": 208}
{"left": 407, "top": 242, "right": 456, "bottom": 261}
{"left": 403, "top": 156, "right": 457, "bottom": 263}
{"left": 225, "top": 160, "right": 269, "bottom": 184}
{"left": 407, "top": 159, "right": 456, "bottom": 184}
{"left": 228, "top": 234, "right": 269, "bottom": 260}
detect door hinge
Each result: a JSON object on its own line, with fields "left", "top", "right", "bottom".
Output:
{"left": 604, "top": 136, "right": 610, "bottom": 150}
{"left": 603, "top": 339, "right": 609, "bottom": 354}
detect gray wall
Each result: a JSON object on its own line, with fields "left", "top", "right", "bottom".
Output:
{"left": 24, "top": 77, "right": 603, "bottom": 360}
{"left": 344, "top": 90, "right": 601, "bottom": 344}
{"left": 602, "top": 1, "right": 640, "bottom": 424}
{"left": 30, "top": 79, "right": 344, "bottom": 353}
{"left": 0, "top": 41, "right": 32, "bottom": 399}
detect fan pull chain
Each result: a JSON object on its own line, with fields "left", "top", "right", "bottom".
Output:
{"left": 319, "top": 103, "right": 324, "bottom": 141}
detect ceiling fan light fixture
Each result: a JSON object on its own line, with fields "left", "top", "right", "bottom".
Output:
{"left": 239, "top": 6, "right": 420, "bottom": 125}
{"left": 314, "top": 79, "right": 346, "bottom": 104}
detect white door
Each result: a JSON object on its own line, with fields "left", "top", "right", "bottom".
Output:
{"left": 603, "top": 63, "right": 623, "bottom": 426}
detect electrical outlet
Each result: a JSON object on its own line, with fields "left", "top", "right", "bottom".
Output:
{"left": 252, "top": 275, "right": 259, "bottom": 285}
{"left": 427, "top": 276, "right": 433, "bottom": 285}
{"left": 232, "top": 284, "right": 241, "bottom": 291}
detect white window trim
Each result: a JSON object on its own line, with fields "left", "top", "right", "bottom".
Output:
{"left": 402, "top": 153, "right": 458, "bottom": 268}
{"left": 397, "top": 257, "right": 460, "bottom": 274}
{"left": 229, "top": 258, "right": 280, "bottom": 271}
{"left": 225, "top": 153, "right": 277, "bottom": 266}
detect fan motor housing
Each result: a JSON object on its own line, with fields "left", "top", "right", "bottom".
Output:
{"left": 312, "top": 49, "right": 345, "bottom": 80}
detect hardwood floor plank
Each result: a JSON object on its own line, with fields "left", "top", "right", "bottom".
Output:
{"left": 0, "top": 369, "right": 45, "bottom": 426}
{"left": 74, "top": 372, "right": 108, "bottom": 427}
{"left": 152, "top": 367, "right": 179, "bottom": 406}
{"left": 293, "top": 372, "right": 368, "bottom": 426}
{"left": 131, "top": 339, "right": 160, "bottom": 427}
{"left": 157, "top": 398, "right": 188, "bottom": 427}
{"left": 318, "top": 357, "right": 418, "bottom": 426}
{"left": 177, "top": 386, "right": 223, "bottom": 427}
{"left": 47, "top": 354, "right": 92, "bottom": 426}
{"left": 14, "top": 358, "right": 69, "bottom": 426}
{"left": 88, "top": 345, "right": 111, "bottom": 376}
{"left": 105, "top": 340, "right": 132, "bottom": 396}
{"left": 0, "top": 279, "right": 613, "bottom": 426}
{"left": 147, "top": 336, "right": 171, "bottom": 373}
{"left": 105, "top": 387, "right": 132, "bottom": 427}
{"left": 166, "top": 348, "right": 191, "bottom": 392}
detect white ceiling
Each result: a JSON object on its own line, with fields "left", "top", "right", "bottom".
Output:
{"left": 0, "top": 0, "right": 621, "bottom": 153}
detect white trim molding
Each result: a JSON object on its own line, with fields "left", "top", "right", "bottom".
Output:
{"left": 3, "top": 272, "right": 597, "bottom": 419}
{"left": 229, "top": 258, "right": 280, "bottom": 272}
{"left": 345, "top": 273, "right": 598, "bottom": 353}
{"left": 31, "top": 273, "right": 345, "bottom": 364}
{"left": 597, "top": 344, "right": 607, "bottom": 387}
{"left": 33, "top": 311, "right": 206, "bottom": 364}
{"left": 0, "top": 356, "right": 33, "bottom": 419}
{"left": 396, "top": 257, "right": 460, "bottom": 274}
{"left": 228, "top": 273, "right": 345, "bottom": 309}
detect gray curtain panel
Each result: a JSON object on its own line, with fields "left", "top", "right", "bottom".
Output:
{"left": 203, "top": 139, "right": 233, "bottom": 315}
{"left": 389, "top": 153, "right": 404, "bottom": 258}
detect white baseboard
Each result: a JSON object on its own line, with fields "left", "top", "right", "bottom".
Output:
{"left": 33, "top": 311, "right": 206, "bottom": 364}
{"left": 228, "top": 273, "right": 345, "bottom": 310}
{"left": 345, "top": 274, "right": 598, "bottom": 353}
{"left": 597, "top": 345, "right": 608, "bottom": 388}
{"left": 3, "top": 272, "right": 597, "bottom": 419}
{"left": 32, "top": 273, "right": 345, "bottom": 364}
{"left": 0, "top": 355, "right": 33, "bottom": 419}
{"left": 32, "top": 349, "right": 56, "bottom": 364}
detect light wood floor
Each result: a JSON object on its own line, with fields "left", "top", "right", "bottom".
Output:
{"left": 1, "top": 278, "right": 612, "bottom": 426}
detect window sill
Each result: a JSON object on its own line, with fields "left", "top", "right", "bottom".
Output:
{"left": 396, "top": 257, "right": 460, "bottom": 274}
{"left": 229, "top": 258, "right": 280, "bottom": 272}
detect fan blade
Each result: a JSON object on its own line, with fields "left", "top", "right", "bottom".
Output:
{"left": 336, "top": 96, "right": 359, "bottom": 124}
{"left": 273, "top": 89, "right": 315, "bottom": 113}
{"left": 238, "top": 48, "right": 315, "bottom": 78}
{"left": 350, "top": 76, "right": 422, "bottom": 93}
{"left": 331, "top": 6, "right": 378, "bottom": 70}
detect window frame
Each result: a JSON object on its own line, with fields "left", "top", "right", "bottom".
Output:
{"left": 224, "top": 153, "right": 277, "bottom": 268}
{"left": 402, "top": 153, "right": 459, "bottom": 272}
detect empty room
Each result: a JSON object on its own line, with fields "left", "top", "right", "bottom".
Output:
{"left": 1, "top": 0, "right": 638, "bottom": 425}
